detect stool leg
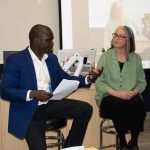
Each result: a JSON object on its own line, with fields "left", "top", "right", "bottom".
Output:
{"left": 100, "top": 119, "right": 106, "bottom": 150}
{"left": 116, "top": 135, "right": 119, "bottom": 150}
{"left": 57, "top": 130, "right": 65, "bottom": 150}
{"left": 100, "top": 126, "right": 103, "bottom": 150}
{"left": 58, "top": 131, "right": 62, "bottom": 150}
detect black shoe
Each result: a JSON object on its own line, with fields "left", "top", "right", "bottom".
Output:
{"left": 128, "top": 140, "right": 139, "bottom": 150}
{"left": 120, "top": 146, "right": 128, "bottom": 150}
{"left": 131, "top": 145, "right": 139, "bottom": 150}
{"left": 118, "top": 144, "right": 128, "bottom": 150}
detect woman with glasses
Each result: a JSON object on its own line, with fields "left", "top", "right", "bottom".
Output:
{"left": 95, "top": 26, "right": 146, "bottom": 150}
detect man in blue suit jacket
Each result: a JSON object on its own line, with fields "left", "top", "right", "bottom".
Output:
{"left": 1, "top": 24, "right": 101, "bottom": 150}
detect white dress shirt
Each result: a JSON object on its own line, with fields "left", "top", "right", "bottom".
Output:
{"left": 26, "top": 47, "right": 51, "bottom": 105}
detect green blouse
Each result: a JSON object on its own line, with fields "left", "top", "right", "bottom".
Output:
{"left": 95, "top": 48, "right": 147, "bottom": 106}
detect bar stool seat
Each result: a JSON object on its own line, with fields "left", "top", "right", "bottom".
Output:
{"left": 45, "top": 118, "right": 67, "bottom": 150}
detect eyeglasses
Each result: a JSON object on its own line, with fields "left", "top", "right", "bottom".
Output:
{"left": 112, "top": 33, "right": 126, "bottom": 40}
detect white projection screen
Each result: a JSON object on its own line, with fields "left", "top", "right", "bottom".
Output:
{"left": 59, "top": 0, "right": 150, "bottom": 68}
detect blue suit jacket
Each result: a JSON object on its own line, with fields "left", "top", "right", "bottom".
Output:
{"left": 1, "top": 48, "right": 88, "bottom": 138}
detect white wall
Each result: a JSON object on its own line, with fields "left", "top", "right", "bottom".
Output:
{"left": 0, "top": 0, "right": 60, "bottom": 63}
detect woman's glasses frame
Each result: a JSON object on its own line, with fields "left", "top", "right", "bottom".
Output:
{"left": 112, "top": 33, "right": 127, "bottom": 40}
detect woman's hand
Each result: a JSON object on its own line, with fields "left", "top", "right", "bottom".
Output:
{"left": 107, "top": 88, "right": 137, "bottom": 100}
{"left": 118, "top": 91, "right": 133, "bottom": 100}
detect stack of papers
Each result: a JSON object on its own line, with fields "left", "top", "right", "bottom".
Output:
{"left": 50, "top": 79, "right": 80, "bottom": 100}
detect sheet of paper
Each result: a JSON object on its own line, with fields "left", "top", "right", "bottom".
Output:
{"left": 50, "top": 79, "right": 80, "bottom": 100}
{"left": 61, "top": 146, "right": 84, "bottom": 150}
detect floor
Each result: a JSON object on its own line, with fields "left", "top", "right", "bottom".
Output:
{"left": 138, "top": 113, "right": 150, "bottom": 150}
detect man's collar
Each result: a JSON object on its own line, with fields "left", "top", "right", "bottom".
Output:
{"left": 28, "top": 47, "right": 48, "bottom": 61}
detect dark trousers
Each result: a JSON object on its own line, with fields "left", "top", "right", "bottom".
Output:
{"left": 100, "top": 95, "right": 146, "bottom": 146}
{"left": 25, "top": 99, "right": 93, "bottom": 150}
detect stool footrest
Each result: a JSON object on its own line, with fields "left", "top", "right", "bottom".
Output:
{"left": 47, "top": 142, "right": 64, "bottom": 148}
{"left": 102, "top": 125, "right": 118, "bottom": 135}
{"left": 100, "top": 144, "right": 118, "bottom": 149}
{"left": 46, "top": 135, "right": 62, "bottom": 140}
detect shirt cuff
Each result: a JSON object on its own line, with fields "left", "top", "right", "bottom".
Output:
{"left": 85, "top": 75, "right": 91, "bottom": 84}
{"left": 26, "top": 90, "right": 33, "bottom": 101}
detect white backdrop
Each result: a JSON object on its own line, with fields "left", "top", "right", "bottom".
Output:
{"left": 0, "top": 0, "right": 60, "bottom": 64}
